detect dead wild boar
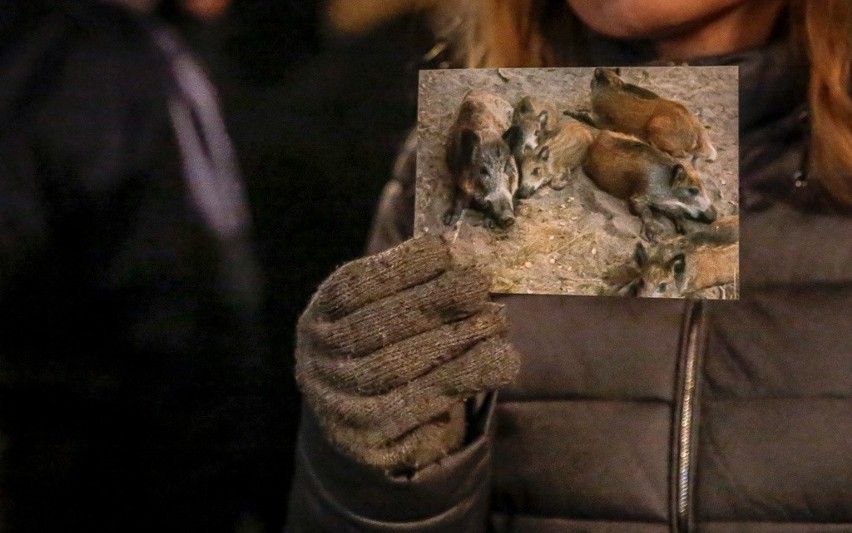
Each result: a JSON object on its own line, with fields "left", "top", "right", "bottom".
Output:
{"left": 583, "top": 130, "right": 717, "bottom": 241}
{"left": 518, "top": 117, "right": 597, "bottom": 197}
{"left": 503, "top": 96, "right": 561, "bottom": 161}
{"left": 445, "top": 89, "right": 518, "bottom": 229}
{"left": 623, "top": 215, "right": 739, "bottom": 298}
{"left": 590, "top": 67, "right": 717, "bottom": 163}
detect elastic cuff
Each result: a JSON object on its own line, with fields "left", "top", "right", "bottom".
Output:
{"left": 286, "top": 399, "right": 496, "bottom": 531}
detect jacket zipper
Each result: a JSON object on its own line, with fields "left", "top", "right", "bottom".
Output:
{"left": 674, "top": 300, "right": 705, "bottom": 533}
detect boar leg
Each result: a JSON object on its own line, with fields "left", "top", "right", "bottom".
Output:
{"left": 443, "top": 189, "right": 467, "bottom": 226}
{"left": 698, "top": 128, "right": 717, "bottom": 162}
{"left": 631, "top": 196, "right": 667, "bottom": 243}
{"left": 647, "top": 115, "right": 691, "bottom": 159}
{"left": 550, "top": 168, "right": 571, "bottom": 190}
{"left": 564, "top": 110, "right": 597, "bottom": 128}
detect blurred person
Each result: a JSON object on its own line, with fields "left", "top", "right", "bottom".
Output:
{"left": 286, "top": 0, "right": 852, "bottom": 531}
{"left": 0, "top": 0, "right": 288, "bottom": 530}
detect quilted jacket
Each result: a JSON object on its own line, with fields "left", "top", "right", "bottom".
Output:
{"left": 286, "top": 38, "right": 852, "bottom": 532}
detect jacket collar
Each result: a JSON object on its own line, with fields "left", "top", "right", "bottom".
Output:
{"left": 684, "top": 40, "right": 809, "bottom": 137}
{"left": 579, "top": 28, "right": 808, "bottom": 136}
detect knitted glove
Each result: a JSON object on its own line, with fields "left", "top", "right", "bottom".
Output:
{"left": 295, "top": 234, "right": 520, "bottom": 473}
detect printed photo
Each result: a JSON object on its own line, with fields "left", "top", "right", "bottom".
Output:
{"left": 414, "top": 66, "right": 740, "bottom": 299}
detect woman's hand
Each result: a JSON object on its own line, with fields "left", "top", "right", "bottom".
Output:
{"left": 295, "top": 234, "right": 520, "bottom": 473}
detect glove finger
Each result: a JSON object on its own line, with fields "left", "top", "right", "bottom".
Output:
{"left": 296, "top": 364, "right": 458, "bottom": 447}
{"left": 297, "top": 334, "right": 520, "bottom": 446}
{"left": 307, "top": 303, "right": 508, "bottom": 394}
{"left": 433, "top": 335, "right": 521, "bottom": 396}
{"left": 333, "top": 402, "right": 467, "bottom": 472}
{"left": 299, "top": 267, "right": 490, "bottom": 358}
{"left": 309, "top": 234, "right": 451, "bottom": 321}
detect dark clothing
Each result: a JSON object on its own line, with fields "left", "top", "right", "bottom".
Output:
{"left": 286, "top": 40, "right": 852, "bottom": 532}
{"left": 0, "top": 2, "right": 281, "bottom": 531}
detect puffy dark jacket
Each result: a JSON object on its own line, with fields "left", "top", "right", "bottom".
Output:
{"left": 286, "top": 40, "right": 852, "bottom": 532}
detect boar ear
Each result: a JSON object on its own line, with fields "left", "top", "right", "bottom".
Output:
{"left": 460, "top": 129, "right": 481, "bottom": 163}
{"left": 670, "top": 164, "right": 689, "bottom": 187}
{"left": 668, "top": 253, "right": 686, "bottom": 278}
{"left": 502, "top": 125, "right": 522, "bottom": 152}
{"left": 540, "top": 146, "right": 550, "bottom": 161}
{"left": 517, "top": 96, "right": 533, "bottom": 114}
{"left": 538, "top": 110, "right": 549, "bottom": 127}
{"left": 634, "top": 242, "right": 648, "bottom": 267}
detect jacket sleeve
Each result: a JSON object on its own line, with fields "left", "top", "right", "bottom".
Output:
{"left": 286, "top": 398, "right": 495, "bottom": 532}
{"left": 286, "top": 129, "right": 499, "bottom": 531}
{"left": 365, "top": 129, "right": 418, "bottom": 255}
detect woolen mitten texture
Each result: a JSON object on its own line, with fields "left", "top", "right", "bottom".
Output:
{"left": 295, "top": 234, "right": 520, "bottom": 472}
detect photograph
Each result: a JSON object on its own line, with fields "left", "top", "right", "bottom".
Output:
{"left": 415, "top": 66, "right": 740, "bottom": 298}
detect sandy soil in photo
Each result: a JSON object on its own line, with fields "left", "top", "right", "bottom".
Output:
{"left": 415, "top": 67, "right": 739, "bottom": 298}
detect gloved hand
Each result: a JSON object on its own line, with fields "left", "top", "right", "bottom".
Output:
{"left": 295, "top": 234, "right": 520, "bottom": 473}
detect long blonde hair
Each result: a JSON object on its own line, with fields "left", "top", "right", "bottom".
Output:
{"left": 327, "top": 0, "right": 852, "bottom": 206}
{"left": 795, "top": 1, "right": 852, "bottom": 206}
